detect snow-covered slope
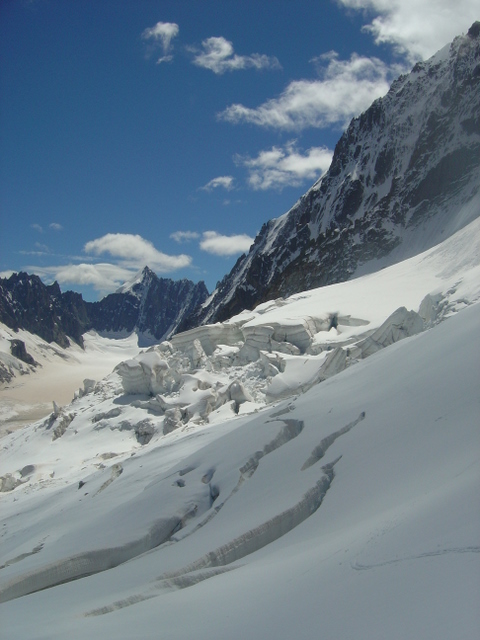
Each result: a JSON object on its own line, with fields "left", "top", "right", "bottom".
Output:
{"left": 0, "top": 217, "right": 479, "bottom": 639}
{"left": 0, "top": 327, "right": 141, "bottom": 437}
{"left": 184, "top": 24, "right": 480, "bottom": 327}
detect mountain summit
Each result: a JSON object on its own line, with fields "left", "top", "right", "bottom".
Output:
{"left": 182, "top": 24, "right": 480, "bottom": 328}
{"left": 88, "top": 267, "right": 208, "bottom": 345}
{"left": 114, "top": 266, "right": 157, "bottom": 297}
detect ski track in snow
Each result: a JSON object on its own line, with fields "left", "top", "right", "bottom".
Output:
{"left": 351, "top": 546, "right": 480, "bottom": 571}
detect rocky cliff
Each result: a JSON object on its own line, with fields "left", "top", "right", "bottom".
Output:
{"left": 181, "top": 23, "right": 480, "bottom": 328}
{"left": 0, "top": 268, "right": 208, "bottom": 347}
{"left": 87, "top": 267, "right": 209, "bottom": 345}
{"left": 0, "top": 272, "right": 89, "bottom": 348}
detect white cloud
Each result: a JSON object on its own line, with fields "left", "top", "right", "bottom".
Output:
{"left": 20, "top": 250, "right": 49, "bottom": 257}
{"left": 190, "top": 36, "right": 281, "bottom": 74}
{"left": 31, "top": 223, "right": 43, "bottom": 233}
{"left": 0, "top": 270, "right": 14, "bottom": 279}
{"left": 200, "top": 231, "right": 254, "bottom": 256}
{"left": 49, "top": 222, "right": 63, "bottom": 231}
{"left": 18, "top": 233, "right": 192, "bottom": 297}
{"left": 170, "top": 230, "right": 200, "bottom": 243}
{"left": 142, "top": 21, "right": 179, "bottom": 63}
{"left": 337, "top": 0, "right": 479, "bottom": 61}
{"left": 219, "top": 51, "right": 393, "bottom": 130}
{"left": 237, "top": 141, "right": 333, "bottom": 190}
{"left": 201, "top": 175, "right": 235, "bottom": 191}
{"left": 29, "top": 263, "right": 135, "bottom": 296}
{"left": 84, "top": 233, "right": 191, "bottom": 271}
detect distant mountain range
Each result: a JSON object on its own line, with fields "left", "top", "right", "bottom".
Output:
{"left": 1, "top": 23, "right": 479, "bottom": 347}
{"left": 0, "top": 268, "right": 208, "bottom": 348}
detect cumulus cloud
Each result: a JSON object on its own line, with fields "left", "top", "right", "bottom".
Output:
{"left": 31, "top": 223, "right": 43, "bottom": 233}
{"left": 49, "top": 222, "right": 63, "bottom": 231}
{"left": 237, "top": 141, "right": 334, "bottom": 190}
{"left": 170, "top": 230, "right": 200, "bottom": 243}
{"left": 338, "top": 0, "right": 479, "bottom": 61}
{"left": 29, "top": 263, "right": 135, "bottom": 296}
{"left": 190, "top": 36, "right": 281, "bottom": 74}
{"left": 84, "top": 233, "right": 192, "bottom": 271}
{"left": 200, "top": 231, "right": 254, "bottom": 256}
{"left": 142, "top": 21, "right": 179, "bottom": 63}
{"left": 219, "top": 51, "right": 392, "bottom": 130}
{"left": 18, "top": 233, "right": 192, "bottom": 296}
{"left": 201, "top": 175, "right": 235, "bottom": 191}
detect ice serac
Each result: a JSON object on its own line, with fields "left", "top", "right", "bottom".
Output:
{"left": 0, "top": 210, "right": 479, "bottom": 631}
{"left": 181, "top": 24, "right": 480, "bottom": 328}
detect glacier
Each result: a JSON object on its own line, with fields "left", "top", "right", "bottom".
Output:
{"left": 0, "top": 217, "right": 479, "bottom": 638}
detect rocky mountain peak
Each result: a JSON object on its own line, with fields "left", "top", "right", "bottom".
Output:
{"left": 115, "top": 266, "right": 156, "bottom": 298}
{"left": 0, "top": 269, "right": 209, "bottom": 348}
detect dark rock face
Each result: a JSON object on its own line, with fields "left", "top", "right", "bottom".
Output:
{"left": 9, "top": 340, "right": 37, "bottom": 366}
{"left": 0, "top": 268, "right": 208, "bottom": 348}
{"left": 0, "top": 272, "right": 90, "bottom": 348}
{"left": 88, "top": 267, "right": 209, "bottom": 345}
{"left": 180, "top": 25, "right": 480, "bottom": 330}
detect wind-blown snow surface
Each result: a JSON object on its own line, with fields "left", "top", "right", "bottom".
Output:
{"left": 0, "top": 330, "right": 141, "bottom": 436}
{"left": 0, "top": 219, "right": 479, "bottom": 639}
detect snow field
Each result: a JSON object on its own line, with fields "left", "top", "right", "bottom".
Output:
{"left": 0, "top": 218, "right": 479, "bottom": 638}
{"left": 0, "top": 302, "right": 478, "bottom": 638}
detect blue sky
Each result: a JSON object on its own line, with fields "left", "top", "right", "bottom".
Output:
{"left": 1, "top": 0, "right": 477, "bottom": 300}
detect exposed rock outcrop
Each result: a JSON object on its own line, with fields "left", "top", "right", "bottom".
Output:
{"left": 9, "top": 340, "right": 37, "bottom": 366}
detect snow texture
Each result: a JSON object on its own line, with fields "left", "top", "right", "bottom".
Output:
{"left": 0, "top": 217, "right": 479, "bottom": 639}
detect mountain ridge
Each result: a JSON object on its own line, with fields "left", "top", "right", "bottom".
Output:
{"left": 180, "top": 23, "right": 480, "bottom": 328}
{"left": 2, "top": 25, "right": 479, "bottom": 346}
{"left": 0, "top": 267, "right": 208, "bottom": 348}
